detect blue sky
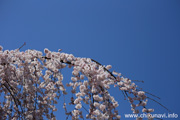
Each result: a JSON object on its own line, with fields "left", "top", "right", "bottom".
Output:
{"left": 0, "top": 0, "right": 180, "bottom": 119}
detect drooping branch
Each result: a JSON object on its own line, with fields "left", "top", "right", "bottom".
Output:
{"left": 0, "top": 45, "right": 169, "bottom": 120}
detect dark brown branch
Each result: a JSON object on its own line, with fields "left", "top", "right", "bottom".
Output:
{"left": 2, "top": 83, "right": 21, "bottom": 118}
{"left": 91, "top": 59, "right": 116, "bottom": 79}
{"left": 3, "top": 78, "right": 22, "bottom": 108}
{"left": 2, "top": 83, "right": 18, "bottom": 108}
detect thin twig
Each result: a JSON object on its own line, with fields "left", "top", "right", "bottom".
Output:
{"left": 18, "top": 42, "right": 26, "bottom": 50}
{"left": 131, "top": 80, "right": 144, "bottom": 83}
{"left": 82, "top": 105, "right": 89, "bottom": 114}
{"left": 137, "top": 89, "right": 161, "bottom": 99}
{"left": 147, "top": 97, "right": 171, "bottom": 112}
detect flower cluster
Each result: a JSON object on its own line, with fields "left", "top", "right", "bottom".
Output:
{"left": 0, "top": 45, "right": 154, "bottom": 120}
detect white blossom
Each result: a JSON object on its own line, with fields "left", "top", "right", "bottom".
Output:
{"left": 75, "top": 103, "right": 82, "bottom": 109}
{"left": 99, "top": 104, "right": 106, "bottom": 111}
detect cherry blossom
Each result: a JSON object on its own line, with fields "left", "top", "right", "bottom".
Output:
{"left": 0, "top": 45, "right": 158, "bottom": 120}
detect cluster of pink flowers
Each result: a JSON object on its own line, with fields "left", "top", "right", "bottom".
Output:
{"left": 0, "top": 45, "right": 154, "bottom": 120}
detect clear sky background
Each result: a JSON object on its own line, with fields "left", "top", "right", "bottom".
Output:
{"left": 0, "top": 0, "right": 180, "bottom": 120}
